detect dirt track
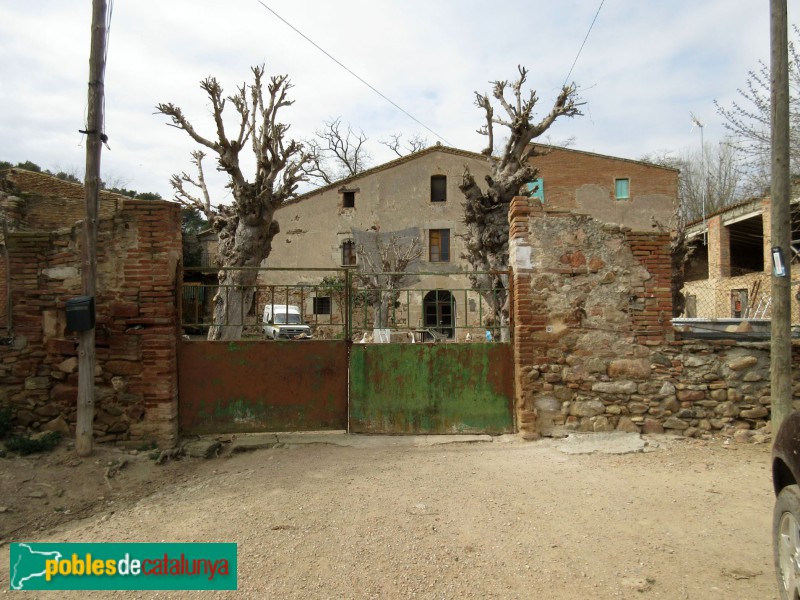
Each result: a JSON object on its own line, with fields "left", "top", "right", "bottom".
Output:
{"left": 0, "top": 434, "right": 778, "bottom": 599}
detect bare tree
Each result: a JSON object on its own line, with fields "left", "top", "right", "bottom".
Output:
{"left": 302, "top": 117, "right": 371, "bottom": 184}
{"left": 680, "top": 141, "right": 746, "bottom": 220}
{"left": 642, "top": 139, "right": 746, "bottom": 222}
{"left": 169, "top": 150, "right": 217, "bottom": 221}
{"left": 379, "top": 132, "right": 429, "bottom": 157}
{"left": 460, "top": 66, "right": 582, "bottom": 336}
{"left": 714, "top": 25, "right": 800, "bottom": 187}
{"left": 353, "top": 229, "right": 422, "bottom": 331}
{"left": 157, "top": 65, "right": 311, "bottom": 340}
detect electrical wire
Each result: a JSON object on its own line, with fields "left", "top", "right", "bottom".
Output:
{"left": 562, "top": 0, "right": 604, "bottom": 87}
{"left": 255, "top": 1, "right": 454, "bottom": 146}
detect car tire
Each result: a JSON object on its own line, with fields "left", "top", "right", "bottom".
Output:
{"left": 774, "top": 484, "right": 800, "bottom": 599}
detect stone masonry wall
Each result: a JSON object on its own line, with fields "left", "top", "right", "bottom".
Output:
{"left": 0, "top": 190, "right": 182, "bottom": 448}
{"left": 509, "top": 196, "right": 784, "bottom": 441}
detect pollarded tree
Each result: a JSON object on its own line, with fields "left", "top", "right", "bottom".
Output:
{"left": 460, "top": 66, "right": 582, "bottom": 336}
{"left": 157, "top": 65, "right": 311, "bottom": 340}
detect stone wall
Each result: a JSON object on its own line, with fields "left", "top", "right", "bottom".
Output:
{"left": 0, "top": 175, "right": 182, "bottom": 447}
{"left": 527, "top": 339, "right": 778, "bottom": 442}
{"left": 509, "top": 196, "right": 785, "bottom": 440}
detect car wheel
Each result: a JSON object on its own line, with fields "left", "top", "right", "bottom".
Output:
{"left": 272, "top": 331, "right": 279, "bottom": 340}
{"left": 775, "top": 484, "right": 800, "bottom": 599}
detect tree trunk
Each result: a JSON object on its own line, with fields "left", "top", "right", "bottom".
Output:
{"left": 460, "top": 170, "right": 517, "bottom": 336}
{"left": 206, "top": 201, "right": 278, "bottom": 341}
{"left": 208, "top": 272, "right": 255, "bottom": 340}
{"left": 373, "top": 292, "right": 391, "bottom": 330}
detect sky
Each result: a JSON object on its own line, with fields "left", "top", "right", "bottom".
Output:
{"left": 0, "top": 0, "right": 797, "bottom": 202}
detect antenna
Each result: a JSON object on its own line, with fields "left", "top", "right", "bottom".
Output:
{"left": 690, "top": 112, "right": 706, "bottom": 239}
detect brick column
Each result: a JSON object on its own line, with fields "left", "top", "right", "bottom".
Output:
{"left": 509, "top": 196, "right": 539, "bottom": 439}
{"left": 706, "top": 215, "right": 731, "bottom": 278}
{"left": 121, "top": 200, "right": 182, "bottom": 447}
{"left": 625, "top": 232, "right": 673, "bottom": 344}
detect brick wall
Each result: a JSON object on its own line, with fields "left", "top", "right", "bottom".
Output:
{"left": 0, "top": 188, "right": 182, "bottom": 447}
{"left": 529, "top": 146, "right": 678, "bottom": 232}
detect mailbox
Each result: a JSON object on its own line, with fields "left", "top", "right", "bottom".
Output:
{"left": 65, "top": 296, "right": 95, "bottom": 332}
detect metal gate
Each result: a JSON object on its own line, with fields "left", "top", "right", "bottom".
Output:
{"left": 177, "top": 266, "right": 514, "bottom": 435}
{"left": 178, "top": 340, "right": 348, "bottom": 435}
{"left": 349, "top": 343, "right": 514, "bottom": 434}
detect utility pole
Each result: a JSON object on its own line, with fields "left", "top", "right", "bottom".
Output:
{"left": 76, "top": 0, "right": 108, "bottom": 457}
{"left": 770, "top": 0, "right": 792, "bottom": 433}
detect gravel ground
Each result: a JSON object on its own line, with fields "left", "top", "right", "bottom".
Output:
{"left": 0, "top": 434, "right": 777, "bottom": 599}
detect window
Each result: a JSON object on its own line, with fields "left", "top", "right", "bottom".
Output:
{"left": 431, "top": 175, "right": 447, "bottom": 202}
{"left": 429, "top": 229, "right": 450, "bottom": 262}
{"left": 341, "top": 240, "right": 357, "bottom": 266}
{"left": 526, "top": 178, "right": 545, "bottom": 204}
{"left": 343, "top": 191, "right": 355, "bottom": 208}
{"left": 615, "top": 178, "right": 630, "bottom": 200}
{"left": 313, "top": 297, "right": 331, "bottom": 315}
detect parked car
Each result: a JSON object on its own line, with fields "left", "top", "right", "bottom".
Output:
{"left": 772, "top": 410, "right": 800, "bottom": 599}
{"left": 262, "top": 304, "right": 312, "bottom": 340}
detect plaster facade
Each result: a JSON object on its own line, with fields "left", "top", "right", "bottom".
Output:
{"left": 262, "top": 145, "right": 678, "bottom": 336}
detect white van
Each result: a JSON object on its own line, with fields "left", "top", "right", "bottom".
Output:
{"left": 262, "top": 304, "right": 312, "bottom": 340}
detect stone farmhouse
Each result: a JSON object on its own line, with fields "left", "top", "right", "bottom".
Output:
{"left": 263, "top": 144, "right": 679, "bottom": 339}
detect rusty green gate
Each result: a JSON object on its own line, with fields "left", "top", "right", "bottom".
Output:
{"left": 349, "top": 343, "right": 514, "bottom": 434}
{"left": 177, "top": 266, "right": 514, "bottom": 435}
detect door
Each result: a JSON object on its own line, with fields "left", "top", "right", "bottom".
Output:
{"left": 424, "top": 290, "right": 455, "bottom": 339}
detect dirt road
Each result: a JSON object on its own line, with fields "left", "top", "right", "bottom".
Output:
{"left": 0, "top": 434, "right": 777, "bottom": 599}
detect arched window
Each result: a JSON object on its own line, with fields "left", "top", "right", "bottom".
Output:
{"left": 341, "top": 240, "right": 356, "bottom": 266}
{"left": 423, "top": 290, "right": 455, "bottom": 338}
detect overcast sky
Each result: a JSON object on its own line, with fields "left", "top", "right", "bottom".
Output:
{"left": 0, "top": 1, "right": 796, "bottom": 202}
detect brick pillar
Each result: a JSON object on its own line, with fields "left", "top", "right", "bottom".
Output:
{"left": 121, "top": 200, "right": 182, "bottom": 447}
{"left": 509, "top": 196, "right": 538, "bottom": 439}
{"left": 707, "top": 215, "right": 730, "bottom": 278}
{"left": 625, "top": 232, "right": 673, "bottom": 344}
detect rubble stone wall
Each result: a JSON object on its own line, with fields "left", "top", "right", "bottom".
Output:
{"left": 509, "top": 196, "right": 785, "bottom": 440}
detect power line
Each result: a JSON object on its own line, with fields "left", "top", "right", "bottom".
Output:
{"left": 563, "top": 0, "right": 604, "bottom": 87}
{"left": 255, "top": 1, "right": 454, "bottom": 146}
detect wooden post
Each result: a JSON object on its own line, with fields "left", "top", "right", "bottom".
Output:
{"left": 770, "top": 0, "right": 792, "bottom": 433}
{"left": 76, "top": 0, "right": 108, "bottom": 457}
